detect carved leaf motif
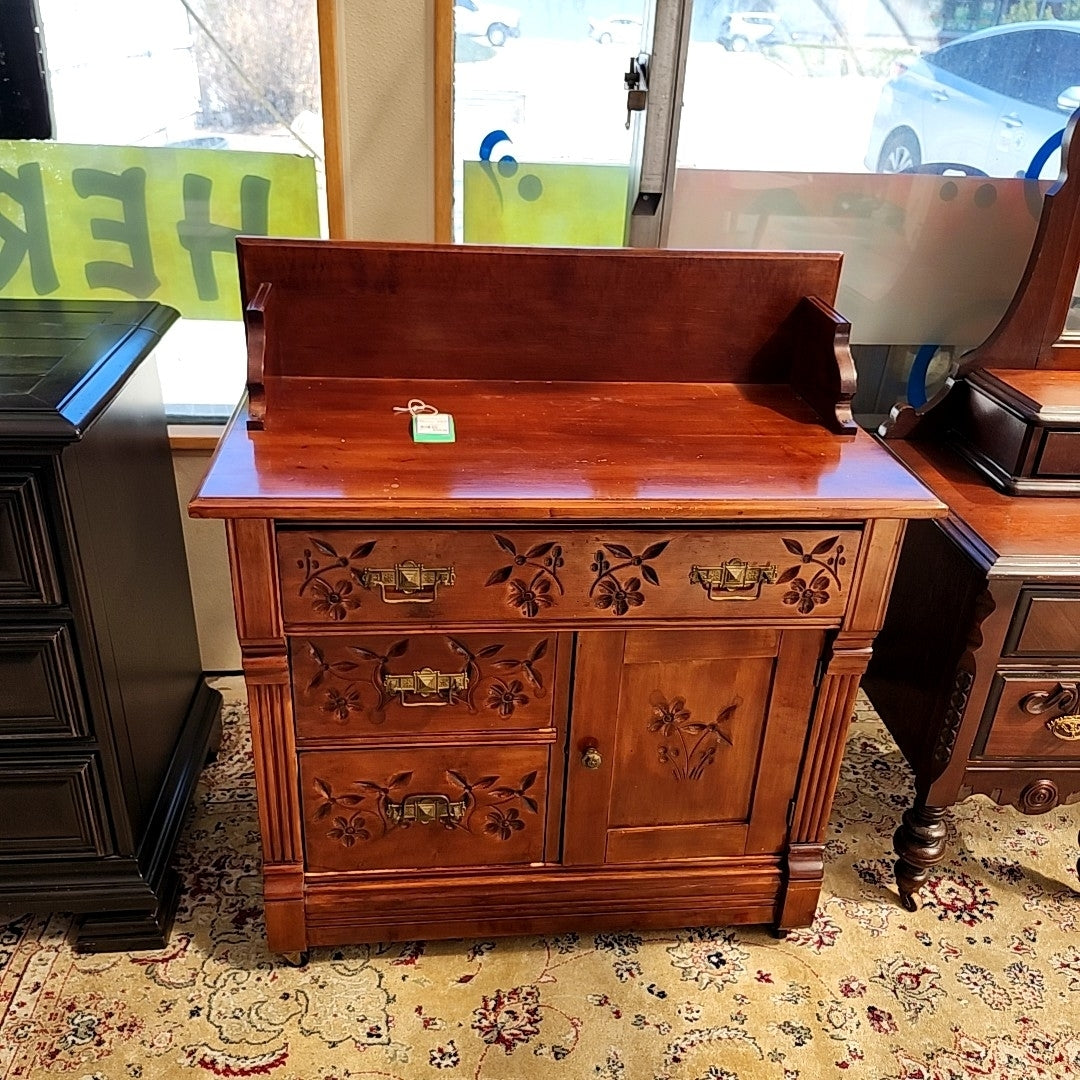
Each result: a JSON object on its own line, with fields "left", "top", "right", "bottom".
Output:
{"left": 494, "top": 534, "right": 518, "bottom": 555}
{"left": 477, "top": 643, "right": 505, "bottom": 658}
{"left": 350, "top": 646, "right": 380, "bottom": 660}
{"left": 604, "top": 543, "right": 633, "bottom": 558}
{"left": 641, "top": 564, "right": 660, "bottom": 586}
{"left": 525, "top": 542, "right": 555, "bottom": 558}
{"left": 522, "top": 795, "right": 539, "bottom": 814}
{"left": 446, "top": 770, "right": 469, "bottom": 789}
{"left": 473, "top": 775, "right": 499, "bottom": 789}
{"left": 314, "top": 803, "right": 333, "bottom": 820}
{"left": 387, "top": 639, "right": 409, "bottom": 658}
{"left": 520, "top": 771, "right": 538, "bottom": 791}
{"left": 336, "top": 794, "right": 364, "bottom": 806}
{"left": 387, "top": 771, "right": 413, "bottom": 789}
{"left": 486, "top": 565, "right": 513, "bottom": 586}
{"left": 776, "top": 566, "right": 801, "bottom": 584}
{"left": 446, "top": 637, "right": 471, "bottom": 658}
{"left": 349, "top": 540, "right": 377, "bottom": 560}
{"left": 308, "top": 642, "right": 326, "bottom": 664}
{"left": 528, "top": 639, "right": 548, "bottom": 662}
{"left": 782, "top": 538, "right": 805, "bottom": 556}
{"left": 315, "top": 777, "right": 333, "bottom": 799}
{"left": 330, "top": 661, "right": 360, "bottom": 674}
{"left": 810, "top": 571, "right": 831, "bottom": 590}
{"left": 811, "top": 536, "right": 838, "bottom": 556}
{"left": 311, "top": 538, "right": 340, "bottom": 557}
{"left": 641, "top": 541, "right": 670, "bottom": 560}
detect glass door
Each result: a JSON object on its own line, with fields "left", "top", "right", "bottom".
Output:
{"left": 453, "top": 0, "right": 657, "bottom": 245}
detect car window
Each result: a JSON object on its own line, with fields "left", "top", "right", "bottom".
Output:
{"left": 1020, "top": 29, "right": 1080, "bottom": 110}
{"left": 930, "top": 34, "right": 1028, "bottom": 97}
{"left": 456, "top": 0, "right": 478, "bottom": 11}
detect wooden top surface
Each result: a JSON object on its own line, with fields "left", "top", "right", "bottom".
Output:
{"left": 980, "top": 367, "right": 1080, "bottom": 415}
{"left": 886, "top": 438, "right": 1080, "bottom": 560}
{"left": 191, "top": 378, "right": 945, "bottom": 522}
{"left": 0, "top": 299, "right": 176, "bottom": 443}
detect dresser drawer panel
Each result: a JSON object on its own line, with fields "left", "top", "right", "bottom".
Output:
{"left": 0, "top": 471, "right": 61, "bottom": 606}
{"left": 975, "top": 673, "right": 1080, "bottom": 760}
{"left": 277, "top": 527, "right": 861, "bottom": 626}
{"left": 1004, "top": 588, "right": 1080, "bottom": 657}
{"left": 300, "top": 745, "right": 549, "bottom": 872}
{"left": 0, "top": 624, "right": 88, "bottom": 740}
{"left": 291, "top": 631, "right": 559, "bottom": 739}
{"left": 0, "top": 753, "right": 111, "bottom": 859}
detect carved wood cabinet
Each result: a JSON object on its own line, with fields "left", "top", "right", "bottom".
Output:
{"left": 0, "top": 299, "right": 222, "bottom": 950}
{"left": 190, "top": 240, "right": 943, "bottom": 953}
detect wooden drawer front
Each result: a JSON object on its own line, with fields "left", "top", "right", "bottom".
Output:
{"left": 277, "top": 527, "right": 861, "bottom": 627}
{"left": 1036, "top": 431, "right": 1080, "bottom": 478}
{"left": 975, "top": 673, "right": 1080, "bottom": 760}
{"left": 300, "top": 745, "right": 549, "bottom": 872}
{"left": 0, "top": 471, "right": 60, "bottom": 606}
{"left": 0, "top": 754, "right": 111, "bottom": 858}
{"left": 0, "top": 624, "right": 88, "bottom": 740}
{"left": 291, "top": 631, "right": 559, "bottom": 740}
{"left": 1005, "top": 588, "right": 1080, "bottom": 656}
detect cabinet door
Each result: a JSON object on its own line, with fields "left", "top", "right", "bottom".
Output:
{"left": 563, "top": 628, "right": 823, "bottom": 865}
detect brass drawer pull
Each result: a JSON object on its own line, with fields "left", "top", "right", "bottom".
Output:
{"left": 358, "top": 560, "right": 455, "bottom": 604}
{"left": 1046, "top": 714, "right": 1080, "bottom": 741}
{"left": 383, "top": 667, "right": 468, "bottom": 707}
{"left": 386, "top": 793, "right": 467, "bottom": 827}
{"left": 1020, "top": 682, "right": 1078, "bottom": 715}
{"left": 689, "top": 560, "right": 778, "bottom": 601}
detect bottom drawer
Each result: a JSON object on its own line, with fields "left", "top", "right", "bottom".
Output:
{"left": 975, "top": 673, "right": 1080, "bottom": 760}
{"left": 0, "top": 753, "right": 111, "bottom": 858}
{"left": 300, "top": 744, "right": 550, "bottom": 872}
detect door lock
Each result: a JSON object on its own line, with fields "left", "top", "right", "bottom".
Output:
{"left": 624, "top": 56, "right": 649, "bottom": 129}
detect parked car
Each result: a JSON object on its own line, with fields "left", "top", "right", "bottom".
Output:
{"left": 587, "top": 14, "right": 643, "bottom": 45}
{"left": 454, "top": 0, "right": 521, "bottom": 47}
{"left": 717, "top": 11, "right": 783, "bottom": 52}
{"left": 865, "top": 21, "right": 1080, "bottom": 177}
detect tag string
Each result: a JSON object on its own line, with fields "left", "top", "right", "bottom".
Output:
{"left": 392, "top": 398, "right": 438, "bottom": 416}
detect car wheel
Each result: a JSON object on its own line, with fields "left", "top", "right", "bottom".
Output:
{"left": 730, "top": 35, "right": 749, "bottom": 51}
{"left": 877, "top": 129, "right": 921, "bottom": 173}
{"left": 487, "top": 23, "right": 508, "bottom": 46}
{"left": 599, "top": 31, "right": 612, "bottom": 44}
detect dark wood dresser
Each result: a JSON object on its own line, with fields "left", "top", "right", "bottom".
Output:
{"left": 866, "top": 113, "right": 1080, "bottom": 909}
{"left": 0, "top": 299, "right": 222, "bottom": 951}
{"left": 190, "top": 239, "right": 943, "bottom": 958}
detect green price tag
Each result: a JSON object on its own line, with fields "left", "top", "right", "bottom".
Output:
{"left": 412, "top": 412, "right": 456, "bottom": 443}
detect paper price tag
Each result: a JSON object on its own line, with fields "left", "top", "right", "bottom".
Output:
{"left": 412, "top": 412, "right": 456, "bottom": 443}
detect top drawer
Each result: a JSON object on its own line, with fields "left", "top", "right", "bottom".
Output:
{"left": 0, "top": 471, "right": 61, "bottom": 607}
{"left": 1004, "top": 587, "right": 1080, "bottom": 657}
{"left": 276, "top": 526, "right": 862, "bottom": 627}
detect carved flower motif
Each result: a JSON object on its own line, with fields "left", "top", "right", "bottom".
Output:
{"left": 327, "top": 813, "right": 370, "bottom": 847}
{"left": 484, "top": 807, "right": 526, "bottom": 840}
{"left": 649, "top": 696, "right": 690, "bottom": 737}
{"left": 594, "top": 576, "right": 644, "bottom": 616}
{"left": 508, "top": 577, "right": 553, "bottom": 618}
{"left": 311, "top": 578, "right": 360, "bottom": 620}
{"left": 486, "top": 679, "right": 529, "bottom": 717}
{"left": 323, "top": 688, "right": 362, "bottom": 721}
{"left": 781, "top": 572, "right": 830, "bottom": 614}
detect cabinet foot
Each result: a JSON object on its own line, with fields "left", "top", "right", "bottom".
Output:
{"left": 893, "top": 801, "right": 948, "bottom": 911}
{"left": 280, "top": 950, "right": 309, "bottom": 968}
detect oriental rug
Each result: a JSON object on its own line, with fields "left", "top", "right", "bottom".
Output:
{"left": 1, "top": 679, "right": 1079, "bottom": 1080}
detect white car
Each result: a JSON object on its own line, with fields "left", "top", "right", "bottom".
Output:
{"left": 588, "top": 15, "right": 644, "bottom": 45}
{"left": 454, "top": 0, "right": 521, "bottom": 47}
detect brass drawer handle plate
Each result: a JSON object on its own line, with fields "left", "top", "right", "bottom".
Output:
{"left": 383, "top": 667, "right": 468, "bottom": 707}
{"left": 359, "top": 560, "right": 455, "bottom": 604}
{"left": 1047, "top": 715, "right": 1080, "bottom": 741}
{"left": 689, "top": 560, "right": 778, "bottom": 601}
{"left": 386, "top": 794, "right": 467, "bottom": 827}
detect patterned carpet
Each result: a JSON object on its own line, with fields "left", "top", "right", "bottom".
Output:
{"left": 2, "top": 679, "right": 1079, "bottom": 1080}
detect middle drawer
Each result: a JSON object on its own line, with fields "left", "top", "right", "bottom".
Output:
{"left": 290, "top": 631, "right": 560, "bottom": 739}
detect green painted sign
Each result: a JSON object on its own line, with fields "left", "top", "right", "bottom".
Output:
{"left": 463, "top": 161, "right": 628, "bottom": 246}
{"left": 0, "top": 141, "right": 319, "bottom": 319}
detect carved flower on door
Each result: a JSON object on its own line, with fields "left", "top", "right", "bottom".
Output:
{"left": 648, "top": 693, "right": 737, "bottom": 781}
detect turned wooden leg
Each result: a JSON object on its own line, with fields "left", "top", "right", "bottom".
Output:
{"left": 893, "top": 801, "right": 948, "bottom": 912}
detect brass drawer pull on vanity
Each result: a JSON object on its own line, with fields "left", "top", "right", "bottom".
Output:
{"left": 1019, "top": 683, "right": 1080, "bottom": 741}
{"left": 1046, "top": 715, "right": 1080, "bottom": 741}
{"left": 358, "top": 560, "right": 455, "bottom": 603}
{"left": 689, "top": 560, "right": 778, "bottom": 601}
{"left": 386, "top": 793, "right": 467, "bottom": 827}
{"left": 383, "top": 667, "right": 468, "bottom": 706}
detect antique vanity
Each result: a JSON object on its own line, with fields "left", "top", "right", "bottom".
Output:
{"left": 864, "top": 115, "right": 1080, "bottom": 910}
{"left": 191, "top": 239, "right": 942, "bottom": 955}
